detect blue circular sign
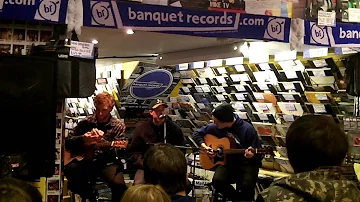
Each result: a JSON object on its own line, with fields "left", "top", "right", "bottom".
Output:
{"left": 130, "top": 69, "right": 173, "bottom": 100}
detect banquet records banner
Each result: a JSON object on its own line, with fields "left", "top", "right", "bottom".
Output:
{"left": 305, "top": 20, "right": 360, "bottom": 47}
{"left": 83, "top": 0, "right": 291, "bottom": 43}
{"left": 0, "top": 0, "right": 68, "bottom": 23}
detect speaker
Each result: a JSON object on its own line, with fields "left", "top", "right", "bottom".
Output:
{"left": 0, "top": 54, "right": 57, "bottom": 179}
{"left": 31, "top": 44, "right": 96, "bottom": 98}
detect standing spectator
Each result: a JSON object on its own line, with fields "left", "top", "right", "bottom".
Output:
{"left": 258, "top": 115, "right": 360, "bottom": 202}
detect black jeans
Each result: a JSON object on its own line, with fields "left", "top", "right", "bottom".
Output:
{"left": 212, "top": 165, "right": 259, "bottom": 202}
{"left": 65, "top": 158, "right": 127, "bottom": 202}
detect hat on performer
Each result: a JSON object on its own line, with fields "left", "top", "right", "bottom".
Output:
{"left": 149, "top": 99, "right": 168, "bottom": 110}
{"left": 212, "top": 104, "right": 235, "bottom": 123}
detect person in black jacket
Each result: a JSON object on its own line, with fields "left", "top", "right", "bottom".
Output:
{"left": 129, "top": 99, "right": 185, "bottom": 185}
{"left": 193, "top": 104, "right": 262, "bottom": 201}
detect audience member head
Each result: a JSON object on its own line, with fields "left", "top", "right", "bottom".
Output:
{"left": 286, "top": 115, "right": 349, "bottom": 173}
{"left": 94, "top": 92, "right": 115, "bottom": 123}
{"left": 0, "top": 178, "right": 42, "bottom": 202}
{"left": 143, "top": 144, "right": 187, "bottom": 196}
{"left": 211, "top": 104, "right": 235, "bottom": 129}
{"left": 121, "top": 184, "right": 171, "bottom": 202}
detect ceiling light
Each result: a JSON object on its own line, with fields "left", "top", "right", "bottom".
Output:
{"left": 233, "top": 46, "right": 238, "bottom": 51}
{"left": 126, "top": 29, "right": 134, "bottom": 35}
{"left": 92, "top": 39, "right": 98, "bottom": 44}
{"left": 159, "top": 56, "right": 163, "bottom": 60}
{"left": 240, "top": 42, "right": 249, "bottom": 57}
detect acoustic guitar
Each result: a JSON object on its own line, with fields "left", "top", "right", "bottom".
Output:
{"left": 199, "top": 134, "right": 274, "bottom": 170}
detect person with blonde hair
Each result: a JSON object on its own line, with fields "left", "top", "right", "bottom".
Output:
{"left": 121, "top": 184, "right": 171, "bottom": 202}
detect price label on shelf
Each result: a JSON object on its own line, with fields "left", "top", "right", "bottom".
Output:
{"left": 283, "top": 114, "right": 295, "bottom": 122}
{"left": 258, "top": 103, "right": 269, "bottom": 111}
{"left": 282, "top": 82, "right": 296, "bottom": 90}
{"left": 70, "top": 41, "right": 94, "bottom": 59}
{"left": 254, "top": 93, "right": 265, "bottom": 100}
{"left": 78, "top": 108, "right": 85, "bottom": 114}
{"left": 285, "top": 103, "right": 297, "bottom": 111}
{"left": 170, "top": 97, "right": 178, "bottom": 102}
{"left": 235, "top": 93, "right": 246, "bottom": 100}
{"left": 349, "top": 8, "right": 360, "bottom": 23}
{"left": 313, "top": 70, "right": 326, "bottom": 77}
{"left": 234, "top": 103, "right": 246, "bottom": 111}
{"left": 313, "top": 104, "right": 327, "bottom": 113}
{"left": 234, "top": 85, "right": 246, "bottom": 92}
{"left": 234, "top": 65, "right": 245, "bottom": 72}
{"left": 239, "top": 74, "right": 250, "bottom": 81}
{"left": 317, "top": 11, "right": 336, "bottom": 27}
{"left": 87, "top": 108, "right": 93, "bottom": 115}
{"left": 238, "top": 112, "right": 248, "bottom": 120}
{"left": 282, "top": 94, "right": 295, "bottom": 101}
{"left": 197, "top": 103, "right": 206, "bottom": 109}
{"left": 198, "top": 78, "right": 207, "bottom": 84}
{"left": 216, "top": 95, "right": 225, "bottom": 101}
{"left": 315, "top": 93, "right": 328, "bottom": 101}
{"left": 284, "top": 70, "right": 298, "bottom": 79}
{"left": 259, "top": 63, "right": 271, "bottom": 70}
{"left": 258, "top": 113, "right": 269, "bottom": 121}
{"left": 257, "top": 83, "right": 269, "bottom": 90}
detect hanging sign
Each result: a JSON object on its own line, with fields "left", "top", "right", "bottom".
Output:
{"left": 83, "top": 0, "right": 291, "bottom": 43}
{"left": 130, "top": 69, "right": 173, "bottom": 100}
{"left": 0, "top": 0, "right": 68, "bottom": 22}
{"left": 305, "top": 20, "right": 360, "bottom": 47}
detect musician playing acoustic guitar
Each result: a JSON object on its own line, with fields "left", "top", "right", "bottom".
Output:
{"left": 193, "top": 104, "right": 263, "bottom": 201}
{"left": 67, "top": 92, "right": 128, "bottom": 202}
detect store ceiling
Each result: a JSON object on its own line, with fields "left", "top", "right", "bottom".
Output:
{"left": 79, "top": 27, "right": 320, "bottom": 66}
{"left": 79, "top": 27, "right": 242, "bottom": 64}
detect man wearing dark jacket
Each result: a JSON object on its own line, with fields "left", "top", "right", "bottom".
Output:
{"left": 193, "top": 104, "right": 262, "bottom": 201}
{"left": 129, "top": 99, "right": 185, "bottom": 185}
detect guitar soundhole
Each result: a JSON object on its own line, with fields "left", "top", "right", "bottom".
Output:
{"left": 216, "top": 147, "right": 224, "bottom": 158}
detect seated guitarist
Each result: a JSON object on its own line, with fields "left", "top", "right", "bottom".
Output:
{"left": 193, "top": 104, "right": 263, "bottom": 201}
{"left": 67, "top": 92, "right": 128, "bottom": 202}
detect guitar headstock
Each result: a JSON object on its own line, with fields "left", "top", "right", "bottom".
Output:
{"left": 256, "top": 145, "right": 275, "bottom": 157}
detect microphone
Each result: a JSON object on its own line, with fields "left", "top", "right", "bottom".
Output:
{"left": 159, "top": 115, "right": 167, "bottom": 119}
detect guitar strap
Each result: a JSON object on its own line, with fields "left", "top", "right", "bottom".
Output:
{"left": 227, "top": 133, "right": 242, "bottom": 147}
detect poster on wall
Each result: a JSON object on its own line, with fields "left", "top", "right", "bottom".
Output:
{"left": 120, "top": 63, "right": 180, "bottom": 124}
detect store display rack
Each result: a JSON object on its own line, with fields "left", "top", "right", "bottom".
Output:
{"left": 163, "top": 54, "right": 356, "bottom": 174}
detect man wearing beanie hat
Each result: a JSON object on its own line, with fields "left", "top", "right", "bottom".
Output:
{"left": 193, "top": 104, "right": 262, "bottom": 201}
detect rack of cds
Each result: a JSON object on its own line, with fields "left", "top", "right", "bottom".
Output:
{"left": 158, "top": 47, "right": 360, "bottom": 195}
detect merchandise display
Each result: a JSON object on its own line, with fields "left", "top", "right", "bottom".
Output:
{"left": 165, "top": 54, "right": 356, "bottom": 174}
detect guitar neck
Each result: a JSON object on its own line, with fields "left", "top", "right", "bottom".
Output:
{"left": 96, "top": 142, "right": 112, "bottom": 148}
{"left": 223, "top": 148, "right": 266, "bottom": 155}
{"left": 223, "top": 149, "right": 246, "bottom": 155}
